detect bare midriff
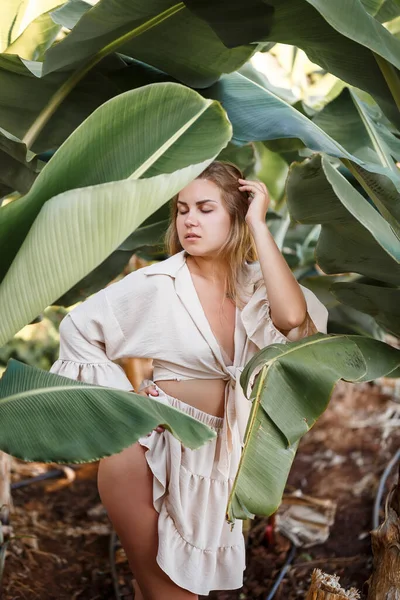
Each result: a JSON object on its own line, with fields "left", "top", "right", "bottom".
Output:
{"left": 154, "top": 378, "right": 227, "bottom": 418}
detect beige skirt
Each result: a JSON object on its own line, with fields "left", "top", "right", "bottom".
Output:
{"left": 137, "top": 382, "right": 246, "bottom": 596}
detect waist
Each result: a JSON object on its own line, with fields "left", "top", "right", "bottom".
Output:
{"left": 154, "top": 378, "right": 228, "bottom": 418}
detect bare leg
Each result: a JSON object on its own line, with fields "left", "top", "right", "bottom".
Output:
{"left": 133, "top": 579, "right": 144, "bottom": 600}
{"left": 98, "top": 443, "right": 199, "bottom": 600}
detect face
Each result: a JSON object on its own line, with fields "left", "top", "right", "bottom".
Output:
{"left": 176, "top": 179, "right": 231, "bottom": 257}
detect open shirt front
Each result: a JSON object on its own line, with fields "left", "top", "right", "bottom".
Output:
{"left": 50, "top": 250, "right": 329, "bottom": 477}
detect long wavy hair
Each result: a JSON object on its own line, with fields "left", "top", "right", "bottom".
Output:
{"left": 164, "top": 160, "right": 261, "bottom": 309}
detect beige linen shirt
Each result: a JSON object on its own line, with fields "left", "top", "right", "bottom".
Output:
{"left": 50, "top": 250, "right": 329, "bottom": 477}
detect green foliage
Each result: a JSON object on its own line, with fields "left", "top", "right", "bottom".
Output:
{"left": 0, "top": 359, "right": 216, "bottom": 462}
{"left": 0, "top": 0, "right": 400, "bottom": 521}
{"left": 230, "top": 333, "right": 400, "bottom": 520}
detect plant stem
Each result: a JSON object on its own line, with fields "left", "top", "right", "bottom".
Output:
{"left": 23, "top": 2, "right": 185, "bottom": 149}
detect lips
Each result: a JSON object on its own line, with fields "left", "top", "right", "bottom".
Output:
{"left": 185, "top": 234, "right": 201, "bottom": 239}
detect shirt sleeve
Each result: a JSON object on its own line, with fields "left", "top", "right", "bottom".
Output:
{"left": 49, "top": 288, "right": 134, "bottom": 391}
{"left": 241, "top": 277, "right": 329, "bottom": 349}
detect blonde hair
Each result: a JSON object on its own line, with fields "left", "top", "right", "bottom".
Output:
{"left": 164, "top": 160, "right": 260, "bottom": 310}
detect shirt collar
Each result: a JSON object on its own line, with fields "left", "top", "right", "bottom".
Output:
{"left": 141, "top": 250, "right": 187, "bottom": 278}
{"left": 142, "top": 250, "right": 258, "bottom": 285}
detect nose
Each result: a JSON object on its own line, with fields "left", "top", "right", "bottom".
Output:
{"left": 184, "top": 211, "right": 198, "bottom": 227}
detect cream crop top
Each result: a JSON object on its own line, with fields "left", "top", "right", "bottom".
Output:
{"left": 50, "top": 250, "right": 329, "bottom": 477}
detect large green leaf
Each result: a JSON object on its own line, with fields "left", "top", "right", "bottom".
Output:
{"left": 216, "top": 142, "right": 257, "bottom": 176}
{"left": 0, "top": 53, "right": 127, "bottom": 153}
{"left": 346, "top": 161, "right": 400, "bottom": 227}
{"left": 332, "top": 281, "right": 400, "bottom": 336}
{"left": 54, "top": 218, "right": 169, "bottom": 306}
{"left": 184, "top": 0, "right": 274, "bottom": 48}
{"left": 50, "top": 0, "right": 92, "bottom": 30}
{"left": 252, "top": 142, "right": 288, "bottom": 205}
{"left": 53, "top": 194, "right": 171, "bottom": 306}
{"left": 0, "top": 0, "right": 63, "bottom": 52}
{"left": 286, "top": 154, "right": 400, "bottom": 285}
{"left": 386, "top": 15, "right": 400, "bottom": 38}
{"left": 0, "top": 128, "right": 44, "bottom": 194}
{"left": 42, "top": 0, "right": 257, "bottom": 86}
{"left": 300, "top": 274, "right": 388, "bottom": 338}
{"left": 0, "top": 82, "right": 232, "bottom": 345}
{"left": 206, "top": 72, "right": 400, "bottom": 193}
{"left": 4, "top": 7, "right": 62, "bottom": 60}
{"left": 313, "top": 88, "right": 400, "bottom": 166}
{"left": 228, "top": 333, "right": 400, "bottom": 521}
{"left": 361, "top": 0, "right": 400, "bottom": 21}
{"left": 0, "top": 359, "right": 216, "bottom": 462}
{"left": 187, "top": 0, "right": 400, "bottom": 127}
{"left": 376, "top": 0, "right": 400, "bottom": 22}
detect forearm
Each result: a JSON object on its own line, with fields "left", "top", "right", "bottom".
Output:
{"left": 249, "top": 221, "right": 307, "bottom": 330}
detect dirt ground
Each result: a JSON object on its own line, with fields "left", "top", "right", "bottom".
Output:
{"left": 3, "top": 380, "right": 400, "bottom": 600}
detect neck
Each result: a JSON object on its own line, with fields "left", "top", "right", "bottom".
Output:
{"left": 186, "top": 253, "right": 228, "bottom": 283}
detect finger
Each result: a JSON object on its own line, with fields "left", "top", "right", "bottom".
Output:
{"left": 238, "top": 178, "right": 264, "bottom": 188}
{"left": 238, "top": 185, "right": 255, "bottom": 191}
{"left": 142, "top": 385, "right": 159, "bottom": 395}
{"left": 238, "top": 179, "right": 267, "bottom": 192}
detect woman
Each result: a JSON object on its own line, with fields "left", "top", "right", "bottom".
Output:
{"left": 50, "top": 161, "right": 328, "bottom": 599}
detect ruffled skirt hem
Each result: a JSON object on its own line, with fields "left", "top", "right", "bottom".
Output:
{"left": 137, "top": 387, "right": 246, "bottom": 595}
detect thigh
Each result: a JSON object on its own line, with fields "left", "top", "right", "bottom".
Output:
{"left": 97, "top": 442, "right": 155, "bottom": 556}
{"left": 97, "top": 443, "right": 198, "bottom": 600}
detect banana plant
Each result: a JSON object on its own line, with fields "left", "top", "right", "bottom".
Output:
{"left": 286, "top": 153, "right": 400, "bottom": 337}
{"left": 228, "top": 333, "right": 400, "bottom": 521}
{"left": 0, "top": 0, "right": 400, "bottom": 529}
{"left": 186, "top": 0, "right": 400, "bottom": 128}
{"left": 1, "top": 0, "right": 400, "bottom": 162}
{"left": 0, "top": 359, "right": 216, "bottom": 460}
{"left": 0, "top": 81, "right": 232, "bottom": 345}
{"left": 0, "top": 336, "right": 399, "bottom": 523}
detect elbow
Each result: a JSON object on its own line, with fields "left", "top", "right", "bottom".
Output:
{"left": 286, "top": 310, "right": 308, "bottom": 330}
{"left": 271, "top": 309, "right": 307, "bottom": 331}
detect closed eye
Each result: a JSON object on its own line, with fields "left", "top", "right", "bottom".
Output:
{"left": 178, "top": 209, "right": 213, "bottom": 214}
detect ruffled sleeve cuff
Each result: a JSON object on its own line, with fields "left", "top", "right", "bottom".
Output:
{"left": 241, "top": 281, "right": 329, "bottom": 349}
{"left": 50, "top": 359, "right": 134, "bottom": 391}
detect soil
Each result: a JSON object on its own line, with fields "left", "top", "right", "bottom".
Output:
{"left": 3, "top": 381, "right": 400, "bottom": 600}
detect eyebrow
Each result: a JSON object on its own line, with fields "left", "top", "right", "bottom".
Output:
{"left": 177, "top": 199, "right": 217, "bottom": 206}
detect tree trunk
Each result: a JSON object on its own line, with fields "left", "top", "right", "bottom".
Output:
{"left": 367, "top": 472, "right": 400, "bottom": 600}
{"left": 306, "top": 569, "right": 360, "bottom": 600}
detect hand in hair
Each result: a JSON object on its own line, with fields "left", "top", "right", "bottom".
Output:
{"left": 238, "top": 178, "right": 270, "bottom": 230}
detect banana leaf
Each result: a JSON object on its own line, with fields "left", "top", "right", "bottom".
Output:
{"left": 0, "top": 0, "right": 63, "bottom": 53}
{"left": 205, "top": 71, "right": 400, "bottom": 194}
{"left": 0, "top": 53, "right": 126, "bottom": 154}
{"left": 312, "top": 88, "right": 400, "bottom": 165}
{"left": 186, "top": 0, "right": 400, "bottom": 127}
{"left": 0, "top": 359, "right": 216, "bottom": 462}
{"left": 0, "top": 128, "right": 45, "bottom": 194}
{"left": 42, "top": 0, "right": 257, "bottom": 85}
{"left": 228, "top": 333, "right": 400, "bottom": 521}
{"left": 0, "top": 82, "right": 232, "bottom": 345}
{"left": 332, "top": 281, "right": 400, "bottom": 337}
{"left": 299, "top": 274, "right": 388, "bottom": 339}
{"left": 54, "top": 219, "right": 169, "bottom": 306}
{"left": 286, "top": 154, "right": 400, "bottom": 286}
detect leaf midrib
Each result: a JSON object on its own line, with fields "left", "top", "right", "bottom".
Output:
{"left": 129, "top": 95, "right": 214, "bottom": 179}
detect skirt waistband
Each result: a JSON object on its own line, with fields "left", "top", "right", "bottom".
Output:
{"left": 151, "top": 382, "right": 224, "bottom": 431}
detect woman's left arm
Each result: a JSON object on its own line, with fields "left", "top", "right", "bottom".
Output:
{"left": 238, "top": 178, "right": 307, "bottom": 331}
